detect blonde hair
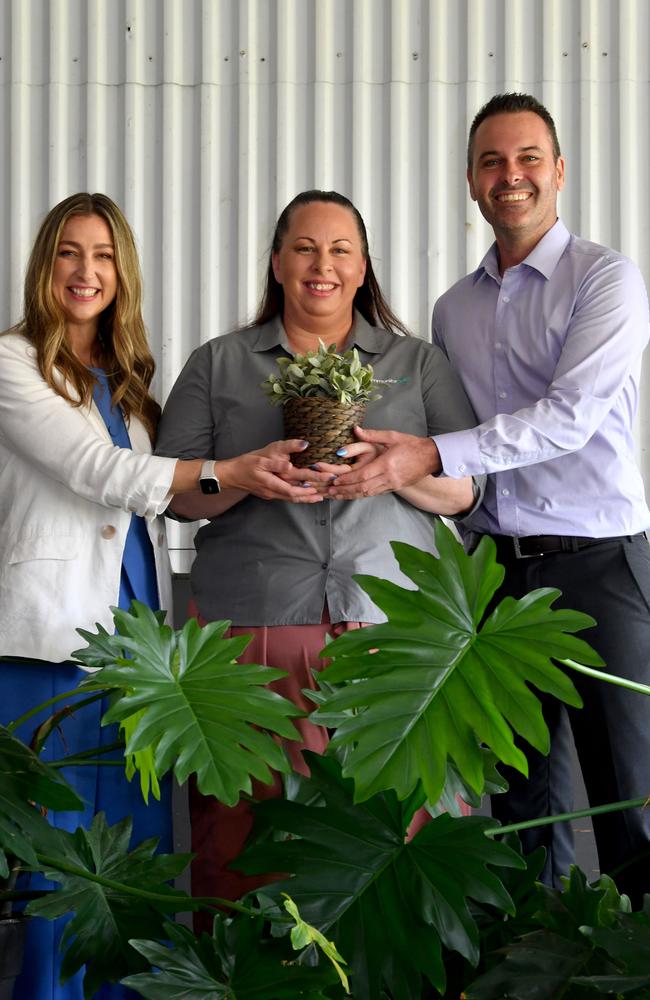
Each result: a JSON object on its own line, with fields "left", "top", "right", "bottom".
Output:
{"left": 17, "top": 192, "right": 160, "bottom": 440}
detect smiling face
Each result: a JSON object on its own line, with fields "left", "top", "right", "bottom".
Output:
{"left": 51, "top": 213, "right": 118, "bottom": 342}
{"left": 271, "top": 201, "right": 367, "bottom": 335}
{"left": 467, "top": 110, "right": 565, "bottom": 261}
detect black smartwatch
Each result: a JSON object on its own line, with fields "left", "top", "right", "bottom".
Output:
{"left": 199, "top": 460, "right": 221, "bottom": 495}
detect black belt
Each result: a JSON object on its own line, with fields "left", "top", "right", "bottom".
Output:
{"left": 485, "top": 532, "right": 647, "bottom": 560}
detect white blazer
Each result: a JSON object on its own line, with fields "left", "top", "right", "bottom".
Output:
{"left": 0, "top": 333, "right": 178, "bottom": 662}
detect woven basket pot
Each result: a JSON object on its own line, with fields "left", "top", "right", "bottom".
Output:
{"left": 283, "top": 396, "right": 366, "bottom": 467}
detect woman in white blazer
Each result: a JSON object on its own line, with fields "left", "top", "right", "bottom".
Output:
{"left": 0, "top": 192, "right": 329, "bottom": 1000}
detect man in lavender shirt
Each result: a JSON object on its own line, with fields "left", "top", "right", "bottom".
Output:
{"left": 331, "top": 93, "right": 650, "bottom": 903}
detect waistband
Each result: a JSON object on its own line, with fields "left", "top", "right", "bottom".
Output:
{"left": 471, "top": 532, "right": 648, "bottom": 560}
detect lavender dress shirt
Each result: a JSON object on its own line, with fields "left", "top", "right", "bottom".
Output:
{"left": 432, "top": 219, "right": 650, "bottom": 538}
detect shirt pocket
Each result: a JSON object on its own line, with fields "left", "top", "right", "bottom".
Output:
{"left": 8, "top": 534, "right": 81, "bottom": 565}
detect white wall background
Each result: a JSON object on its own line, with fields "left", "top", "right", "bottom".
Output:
{"left": 2, "top": 0, "right": 650, "bottom": 567}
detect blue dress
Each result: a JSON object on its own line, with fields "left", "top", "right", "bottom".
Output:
{"left": 1, "top": 370, "right": 173, "bottom": 999}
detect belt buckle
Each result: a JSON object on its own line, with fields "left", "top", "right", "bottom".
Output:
{"left": 513, "top": 536, "right": 538, "bottom": 559}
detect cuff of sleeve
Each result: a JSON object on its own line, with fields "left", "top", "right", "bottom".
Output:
{"left": 129, "top": 457, "right": 177, "bottom": 519}
{"left": 433, "top": 429, "right": 484, "bottom": 479}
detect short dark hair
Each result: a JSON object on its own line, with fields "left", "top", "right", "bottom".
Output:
{"left": 253, "top": 189, "right": 410, "bottom": 336}
{"left": 467, "top": 93, "right": 561, "bottom": 169}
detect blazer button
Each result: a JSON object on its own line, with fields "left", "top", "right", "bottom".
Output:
{"left": 101, "top": 525, "right": 117, "bottom": 539}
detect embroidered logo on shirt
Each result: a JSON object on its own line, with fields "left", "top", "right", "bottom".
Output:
{"left": 372, "top": 376, "right": 411, "bottom": 385}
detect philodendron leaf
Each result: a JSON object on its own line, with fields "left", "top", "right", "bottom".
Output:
{"left": 465, "top": 868, "right": 647, "bottom": 999}
{"left": 123, "top": 915, "right": 338, "bottom": 999}
{"left": 237, "top": 753, "right": 523, "bottom": 999}
{"left": 27, "top": 813, "right": 192, "bottom": 1000}
{"left": 464, "top": 929, "right": 595, "bottom": 1000}
{"left": 283, "top": 894, "right": 350, "bottom": 994}
{"left": 314, "top": 520, "right": 603, "bottom": 803}
{"left": 73, "top": 603, "right": 302, "bottom": 806}
{"left": 0, "top": 725, "right": 84, "bottom": 877}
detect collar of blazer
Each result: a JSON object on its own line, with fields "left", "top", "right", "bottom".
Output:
{"left": 50, "top": 364, "right": 151, "bottom": 454}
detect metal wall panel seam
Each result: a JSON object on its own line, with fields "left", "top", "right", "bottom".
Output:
{"left": 313, "top": 0, "right": 336, "bottom": 187}
{"left": 236, "top": 0, "right": 262, "bottom": 323}
{"left": 350, "top": 0, "right": 373, "bottom": 222}
{"left": 387, "top": 0, "right": 409, "bottom": 322}
{"left": 9, "top": 0, "right": 32, "bottom": 321}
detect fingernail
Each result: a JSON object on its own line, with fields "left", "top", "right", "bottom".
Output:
{"left": 301, "top": 482, "right": 312, "bottom": 488}
{"left": 299, "top": 440, "right": 309, "bottom": 449}
{"left": 330, "top": 477, "right": 338, "bottom": 484}
{"left": 309, "top": 464, "right": 321, "bottom": 471}
{"left": 336, "top": 448, "right": 347, "bottom": 457}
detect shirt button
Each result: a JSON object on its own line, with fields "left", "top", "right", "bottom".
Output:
{"left": 101, "top": 525, "right": 117, "bottom": 539}
{"left": 321, "top": 562, "right": 328, "bottom": 570}
{"left": 499, "top": 391, "right": 507, "bottom": 399}
{"left": 502, "top": 295, "right": 510, "bottom": 303}
{"left": 501, "top": 488, "right": 510, "bottom": 497}
{"left": 458, "top": 464, "right": 466, "bottom": 473}
{"left": 320, "top": 519, "right": 327, "bottom": 526}
{"left": 495, "top": 341, "right": 502, "bottom": 349}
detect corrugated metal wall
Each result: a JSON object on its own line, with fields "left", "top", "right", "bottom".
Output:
{"left": 2, "top": 0, "right": 650, "bottom": 567}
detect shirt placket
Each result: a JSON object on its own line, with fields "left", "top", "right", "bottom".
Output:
{"left": 493, "top": 268, "right": 518, "bottom": 533}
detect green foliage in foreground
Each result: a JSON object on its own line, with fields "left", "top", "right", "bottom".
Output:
{"left": 0, "top": 725, "right": 84, "bottom": 878}
{"left": 123, "top": 915, "right": 339, "bottom": 999}
{"left": 74, "top": 603, "right": 302, "bottom": 805}
{"left": 238, "top": 753, "right": 524, "bottom": 998}
{"left": 4, "top": 522, "right": 647, "bottom": 999}
{"left": 315, "top": 521, "right": 604, "bottom": 803}
{"left": 27, "top": 813, "right": 192, "bottom": 999}
{"left": 466, "top": 868, "right": 650, "bottom": 999}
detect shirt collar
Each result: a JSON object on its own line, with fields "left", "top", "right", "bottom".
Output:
{"left": 249, "top": 310, "right": 387, "bottom": 355}
{"left": 473, "top": 218, "right": 571, "bottom": 284}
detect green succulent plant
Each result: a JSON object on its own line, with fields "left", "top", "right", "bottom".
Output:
{"left": 262, "top": 339, "right": 378, "bottom": 406}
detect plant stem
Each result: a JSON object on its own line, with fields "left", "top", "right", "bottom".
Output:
{"left": 561, "top": 658, "right": 650, "bottom": 696}
{"left": 8, "top": 686, "right": 113, "bottom": 733}
{"left": 486, "top": 795, "right": 649, "bottom": 837}
{"left": 32, "top": 853, "right": 289, "bottom": 921}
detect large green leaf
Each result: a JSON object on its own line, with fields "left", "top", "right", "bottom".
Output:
{"left": 27, "top": 812, "right": 192, "bottom": 999}
{"left": 237, "top": 753, "right": 523, "bottom": 998}
{"left": 0, "top": 725, "right": 84, "bottom": 878}
{"left": 123, "top": 915, "right": 338, "bottom": 999}
{"left": 314, "top": 521, "right": 603, "bottom": 802}
{"left": 73, "top": 602, "right": 303, "bottom": 805}
{"left": 465, "top": 868, "right": 650, "bottom": 999}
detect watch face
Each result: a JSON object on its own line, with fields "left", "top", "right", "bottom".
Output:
{"left": 200, "top": 478, "right": 220, "bottom": 495}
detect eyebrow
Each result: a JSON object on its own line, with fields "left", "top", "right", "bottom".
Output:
{"left": 478, "top": 145, "right": 544, "bottom": 161}
{"left": 58, "top": 239, "right": 114, "bottom": 249}
{"left": 293, "top": 236, "right": 353, "bottom": 243}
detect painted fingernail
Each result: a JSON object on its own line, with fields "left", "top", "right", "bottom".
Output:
{"left": 299, "top": 440, "right": 309, "bottom": 449}
{"left": 309, "top": 464, "right": 321, "bottom": 471}
{"left": 301, "top": 482, "right": 312, "bottom": 488}
{"left": 336, "top": 448, "right": 347, "bottom": 457}
{"left": 330, "top": 477, "right": 338, "bottom": 484}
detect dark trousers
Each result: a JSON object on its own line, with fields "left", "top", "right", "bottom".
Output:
{"left": 480, "top": 534, "right": 650, "bottom": 906}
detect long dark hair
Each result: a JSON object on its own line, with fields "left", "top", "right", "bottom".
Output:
{"left": 253, "top": 190, "right": 410, "bottom": 336}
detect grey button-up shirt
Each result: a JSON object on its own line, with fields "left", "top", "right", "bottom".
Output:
{"left": 156, "top": 313, "right": 480, "bottom": 625}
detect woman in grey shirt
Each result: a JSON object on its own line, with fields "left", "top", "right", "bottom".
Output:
{"left": 156, "top": 190, "right": 480, "bottom": 910}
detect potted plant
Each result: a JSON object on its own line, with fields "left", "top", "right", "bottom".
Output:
{"left": 2, "top": 524, "right": 649, "bottom": 998}
{"left": 262, "top": 339, "right": 378, "bottom": 466}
